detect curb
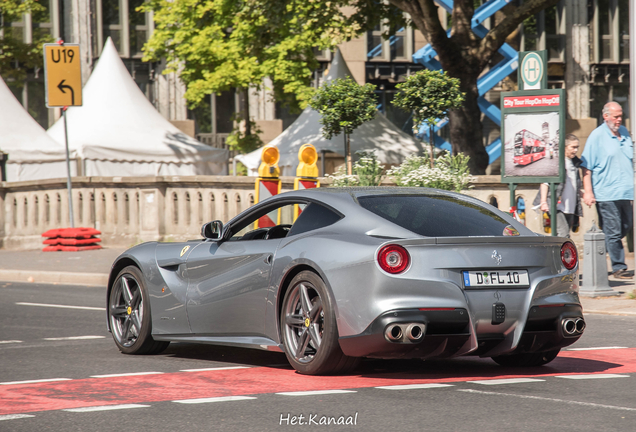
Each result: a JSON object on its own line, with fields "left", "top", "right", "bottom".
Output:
{"left": 0, "top": 270, "right": 108, "bottom": 287}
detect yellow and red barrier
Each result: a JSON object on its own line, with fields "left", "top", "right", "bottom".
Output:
{"left": 255, "top": 145, "right": 282, "bottom": 228}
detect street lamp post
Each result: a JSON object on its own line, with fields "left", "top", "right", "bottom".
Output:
{"left": 631, "top": 3, "right": 636, "bottom": 273}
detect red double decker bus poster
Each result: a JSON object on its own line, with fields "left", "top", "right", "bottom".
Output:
{"left": 500, "top": 89, "right": 565, "bottom": 184}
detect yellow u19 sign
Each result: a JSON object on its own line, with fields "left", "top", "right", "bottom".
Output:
{"left": 43, "top": 44, "right": 83, "bottom": 107}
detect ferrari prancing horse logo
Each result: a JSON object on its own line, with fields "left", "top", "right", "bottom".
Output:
{"left": 180, "top": 246, "right": 190, "bottom": 257}
{"left": 491, "top": 250, "right": 502, "bottom": 265}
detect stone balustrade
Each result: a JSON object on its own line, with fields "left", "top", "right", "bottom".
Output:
{"left": 0, "top": 175, "right": 596, "bottom": 250}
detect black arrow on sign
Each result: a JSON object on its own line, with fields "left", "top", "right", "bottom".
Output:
{"left": 57, "top": 80, "right": 75, "bottom": 105}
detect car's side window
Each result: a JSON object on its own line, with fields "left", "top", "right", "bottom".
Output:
{"left": 287, "top": 203, "right": 342, "bottom": 236}
{"left": 230, "top": 203, "right": 297, "bottom": 241}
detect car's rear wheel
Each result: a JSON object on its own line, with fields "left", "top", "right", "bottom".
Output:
{"left": 109, "top": 265, "right": 169, "bottom": 355}
{"left": 280, "top": 271, "right": 359, "bottom": 375}
{"left": 491, "top": 349, "right": 560, "bottom": 367}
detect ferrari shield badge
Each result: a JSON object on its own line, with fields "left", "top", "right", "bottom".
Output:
{"left": 180, "top": 245, "right": 190, "bottom": 257}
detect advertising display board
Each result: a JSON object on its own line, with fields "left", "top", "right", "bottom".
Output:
{"left": 500, "top": 89, "right": 566, "bottom": 185}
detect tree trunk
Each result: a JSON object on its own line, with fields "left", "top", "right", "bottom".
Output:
{"left": 345, "top": 133, "right": 352, "bottom": 175}
{"left": 446, "top": 75, "right": 489, "bottom": 174}
{"left": 240, "top": 87, "right": 251, "bottom": 137}
{"left": 388, "top": 0, "right": 560, "bottom": 175}
{"left": 436, "top": 33, "right": 489, "bottom": 175}
{"left": 429, "top": 124, "right": 434, "bottom": 168}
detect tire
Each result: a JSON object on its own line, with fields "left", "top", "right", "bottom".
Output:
{"left": 108, "top": 266, "right": 169, "bottom": 355}
{"left": 280, "top": 271, "right": 359, "bottom": 375}
{"left": 492, "top": 349, "right": 560, "bottom": 367}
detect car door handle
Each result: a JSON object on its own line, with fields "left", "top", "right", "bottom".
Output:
{"left": 264, "top": 254, "right": 273, "bottom": 265}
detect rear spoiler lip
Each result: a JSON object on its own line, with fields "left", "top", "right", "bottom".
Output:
{"left": 394, "top": 235, "right": 567, "bottom": 246}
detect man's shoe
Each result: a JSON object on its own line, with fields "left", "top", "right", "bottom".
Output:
{"left": 612, "top": 269, "right": 633, "bottom": 279}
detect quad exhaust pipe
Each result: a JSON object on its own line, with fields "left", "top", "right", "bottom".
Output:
{"left": 385, "top": 323, "right": 426, "bottom": 343}
{"left": 562, "top": 317, "right": 585, "bottom": 336}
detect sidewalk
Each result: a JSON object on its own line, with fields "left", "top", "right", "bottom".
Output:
{"left": 0, "top": 247, "right": 125, "bottom": 287}
{"left": 0, "top": 246, "right": 634, "bottom": 316}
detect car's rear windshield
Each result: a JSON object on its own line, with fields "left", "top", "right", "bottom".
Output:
{"left": 357, "top": 195, "right": 511, "bottom": 237}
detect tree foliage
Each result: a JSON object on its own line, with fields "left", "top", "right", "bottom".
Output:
{"left": 393, "top": 70, "right": 464, "bottom": 131}
{"left": 309, "top": 76, "right": 376, "bottom": 174}
{"left": 144, "top": 0, "right": 560, "bottom": 171}
{"left": 309, "top": 77, "right": 377, "bottom": 139}
{"left": 144, "top": 0, "right": 388, "bottom": 109}
{"left": 0, "top": 0, "right": 53, "bottom": 83}
{"left": 392, "top": 69, "right": 464, "bottom": 167}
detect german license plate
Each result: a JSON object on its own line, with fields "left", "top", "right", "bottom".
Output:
{"left": 462, "top": 270, "right": 529, "bottom": 288}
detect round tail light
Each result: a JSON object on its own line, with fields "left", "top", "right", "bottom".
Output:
{"left": 377, "top": 244, "right": 410, "bottom": 274}
{"left": 561, "top": 242, "right": 578, "bottom": 270}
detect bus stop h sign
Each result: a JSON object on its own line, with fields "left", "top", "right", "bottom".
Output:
{"left": 43, "top": 43, "right": 82, "bottom": 107}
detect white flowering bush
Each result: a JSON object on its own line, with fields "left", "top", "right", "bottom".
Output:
{"left": 329, "top": 151, "right": 385, "bottom": 187}
{"left": 387, "top": 152, "right": 474, "bottom": 192}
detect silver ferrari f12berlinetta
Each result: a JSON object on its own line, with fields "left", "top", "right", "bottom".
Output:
{"left": 107, "top": 187, "right": 584, "bottom": 375}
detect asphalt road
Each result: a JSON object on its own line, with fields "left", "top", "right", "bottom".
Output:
{"left": 1, "top": 281, "right": 636, "bottom": 432}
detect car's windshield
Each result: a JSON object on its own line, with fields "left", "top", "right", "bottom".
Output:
{"left": 357, "top": 194, "right": 512, "bottom": 237}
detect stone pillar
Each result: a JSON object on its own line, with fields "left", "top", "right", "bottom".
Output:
{"left": 154, "top": 61, "right": 189, "bottom": 121}
{"left": 65, "top": 0, "right": 93, "bottom": 86}
{"left": 565, "top": 0, "right": 590, "bottom": 119}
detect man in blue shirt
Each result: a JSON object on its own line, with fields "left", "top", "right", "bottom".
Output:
{"left": 581, "top": 101, "right": 634, "bottom": 279}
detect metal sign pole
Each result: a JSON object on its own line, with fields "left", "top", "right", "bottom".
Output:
{"left": 550, "top": 182, "right": 557, "bottom": 236}
{"left": 63, "top": 107, "right": 75, "bottom": 228}
{"left": 630, "top": 2, "right": 635, "bottom": 271}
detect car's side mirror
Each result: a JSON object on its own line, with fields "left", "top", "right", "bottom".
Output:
{"left": 201, "top": 220, "right": 224, "bottom": 241}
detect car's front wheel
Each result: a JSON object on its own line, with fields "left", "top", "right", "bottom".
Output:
{"left": 108, "top": 265, "right": 169, "bottom": 355}
{"left": 491, "top": 349, "right": 560, "bottom": 367}
{"left": 280, "top": 271, "right": 359, "bottom": 375}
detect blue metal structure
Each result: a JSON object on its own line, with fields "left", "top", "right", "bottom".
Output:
{"left": 409, "top": 0, "right": 518, "bottom": 164}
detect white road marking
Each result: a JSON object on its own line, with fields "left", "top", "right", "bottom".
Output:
{"left": 15, "top": 302, "right": 104, "bottom": 311}
{"left": 0, "top": 378, "right": 72, "bottom": 385}
{"left": 63, "top": 404, "right": 150, "bottom": 413}
{"left": 276, "top": 390, "right": 357, "bottom": 396}
{"left": 458, "top": 389, "right": 636, "bottom": 411}
{"left": 90, "top": 372, "right": 163, "bottom": 378}
{"left": 43, "top": 336, "right": 105, "bottom": 341}
{"left": 566, "top": 346, "right": 628, "bottom": 351}
{"left": 0, "top": 414, "right": 35, "bottom": 421}
{"left": 173, "top": 396, "right": 257, "bottom": 404}
{"left": 0, "top": 340, "right": 22, "bottom": 344}
{"left": 179, "top": 366, "right": 250, "bottom": 372}
{"left": 555, "top": 374, "right": 630, "bottom": 380}
{"left": 376, "top": 383, "right": 455, "bottom": 390}
{"left": 468, "top": 378, "right": 545, "bottom": 385}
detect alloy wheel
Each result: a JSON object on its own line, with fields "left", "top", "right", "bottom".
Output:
{"left": 110, "top": 274, "right": 144, "bottom": 348}
{"left": 283, "top": 282, "right": 324, "bottom": 364}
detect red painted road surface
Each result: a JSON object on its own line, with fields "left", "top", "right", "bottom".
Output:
{"left": 2, "top": 348, "right": 635, "bottom": 415}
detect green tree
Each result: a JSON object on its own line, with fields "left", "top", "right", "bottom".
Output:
{"left": 309, "top": 77, "right": 377, "bottom": 175}
{"left": 380, "top": 0, "right": 560, "bottom": 173}
{"left": 392, "top": 70, "right": 464, "bottom": 168}
{"left": 143, "top": 0, "right": 560, "bottom": 172}
{"left": 1, "top": 0, "right": 52, "bottom": 83}
{"left": 142, "top": 0, "right": 362, "bottom": 153}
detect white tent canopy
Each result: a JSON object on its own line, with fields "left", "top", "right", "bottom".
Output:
{"left": 235, "top": 50, "right": 424, "bottom": 176}
{"left": 48, "top": 38, "right": 228, "bottom": 177}
{"left": 0, "top": 76, "right": 75, "bottom": 182}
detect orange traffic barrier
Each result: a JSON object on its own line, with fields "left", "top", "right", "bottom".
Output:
{"left": 41, "top": 227, "right": 102, "bottom": 251}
